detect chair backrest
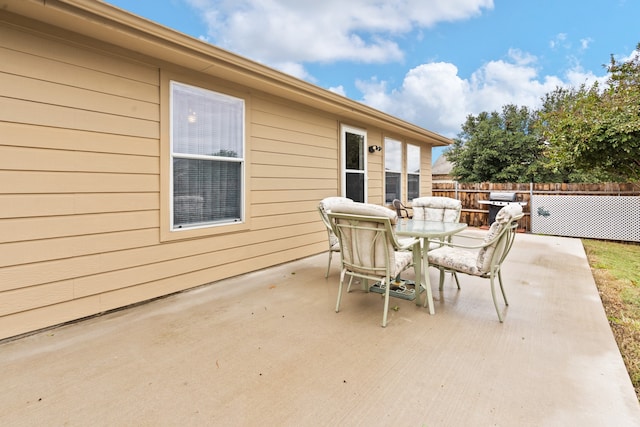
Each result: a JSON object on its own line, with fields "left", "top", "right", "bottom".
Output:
{"left": 476, "top": 204, "right": 524, "bottom": 274}
{"left": 328, "top": 202, "right": 400, "bottom": 277}
{"left": 412, "top": 197, "right": 461, "bottom": 222}
{"left": 318, "top": 197, "right": 353, "bottom": 242}
{"left": 392, "top": 199, "right": 409, "bottom": 218}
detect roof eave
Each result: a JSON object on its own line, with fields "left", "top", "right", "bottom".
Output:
{"left": 2, "top": 0, "right": 453, "bottom": 145}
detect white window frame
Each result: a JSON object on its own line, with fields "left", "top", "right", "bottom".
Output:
{"left": 384, "top": 137, "right": 402, "bottom": 204}
{"left": 340, "top": 125, "right": 367, "bottom": 202}
{"left": 169, "top": 81, "right": 245, "bottom": 232}
{"left": 407, "top": 143, "right": 421, "bottom": 201}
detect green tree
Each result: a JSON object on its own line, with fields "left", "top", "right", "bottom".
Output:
{"left": 538, "top": 43, "right": 640, "bottom": 181}
{"left": 447, "top": 105, "right": 552, "bottom": 182}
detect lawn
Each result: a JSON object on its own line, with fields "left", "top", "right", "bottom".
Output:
{"left": 583, "top": 239, "right": 640, "bottom": 401}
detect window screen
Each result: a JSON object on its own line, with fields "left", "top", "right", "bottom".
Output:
{"left": 385, "top": 138, "right": 402, "bottom": 203}
{"left": 343, "top": 127, "right": 366, "bottom": 202}
{"left": 171, "top": 81, "right": 244, "bottom": 229}
{"left": 407, "top": 144, "right": 420, "bottom": 200}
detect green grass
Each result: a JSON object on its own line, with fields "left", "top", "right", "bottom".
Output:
{"left": 582, "top": 239, "right": 640, "bottom": 401}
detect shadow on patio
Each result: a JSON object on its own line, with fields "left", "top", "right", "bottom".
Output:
{"left": 1, "top": 231, "right": 639, "bottom": 426}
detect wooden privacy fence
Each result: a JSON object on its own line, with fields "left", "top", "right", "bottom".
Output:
{"left": 431, "top": 181, "right": 640, "bottom": 232}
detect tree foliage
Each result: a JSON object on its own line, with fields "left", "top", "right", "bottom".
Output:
{"left": 538, "top": 43, "right": 640, "bottom": 181}
{"left": 446, "top": 43, "right": 640, "bottom": 183}
{"left": 447, "top": 105, "right": 559, "bottom": 182}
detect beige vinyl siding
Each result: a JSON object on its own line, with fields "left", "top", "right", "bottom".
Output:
{"left": 0, "top": 21, "right": 159, "bottom": 100}
{"left": 421, "top": 143, "right": 433, "bottom": 195}
{"left": 0, "top": 5, "right": 442, "bottom": 340}
{"left": 0, "top": 21, "right": 161, "bottom": 338}
{"left": 0, "top": 229, "right": 159, "bottom": 268}
{"left": 0, "top": 19, "right": 327, "bottom": 339}
{"left": 0, "top": 121, "right": 158, "bottom": 156}
{"left": 250, "top": 94, "right": 337, "bottom": 255}
{"left": 367, "top": 131, "right": 384, "bottom": 204}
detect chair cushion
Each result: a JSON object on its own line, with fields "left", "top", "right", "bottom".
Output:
{"left": 427, "top": 240, "right": 445, "bottom": 251}
{"left": 476, "top": 221, "right": 502, "bottom": 272}
{"left": 319, "top": 197, "right": 353, "bottom": 242}
{"left": 331, "top": 202, "right": 398, "bottom": 225}
{"left": 495, "top": 203, "right": 523, "bottom": 224}
{"left": 411, "top": 197, "right": 461, "bottom": 222}
{"left": 476, "top": 204, "right": 523, "bottom": 272}
{"left": 330, "top": 202, "right": 410, "bottom": 276}
{"left": 392, "top": 250, "right": 414, "bottom": 276}
{"left": 412, "top": 196, "right": 461, "bottom": 210}
{"left": 319, "top": 197, "right": 353, "bottom": 212}
{"left": 398, "top": 237, "right": 417, "bottom": 247}
{"left": 428, "top": 246, "right": 482, "bottom": 276}
{"left": 430, "top": 204, "right": 523, "bottom": 276}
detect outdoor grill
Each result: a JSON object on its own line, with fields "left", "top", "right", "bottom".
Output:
{"left": 478, "top": 192, "right": 526, "bottom": 225}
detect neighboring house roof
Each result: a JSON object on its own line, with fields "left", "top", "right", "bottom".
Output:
{"left": 4, "top": 0, "right": 452, "bottom": 147}
{"left": 431, "top": 154, "right": 454, "bottom": 176}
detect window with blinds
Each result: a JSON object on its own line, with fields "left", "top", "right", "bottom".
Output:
{"left": 170, "top": 81, "right": 245, "bottom": 230}
{"left": 407, "top": 144, "right": 420, "bottom": 200}
{"left": 384, "top": 139, "right": 421, "bottom": 203}
{"left": 342, "top": 125, "right": 367, "bottom": 202}
{"left": 384, "top": 138, "right": 402, "bottom": 204}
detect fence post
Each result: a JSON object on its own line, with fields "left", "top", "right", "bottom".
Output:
{"left": 530, "top": 181, "right": 534, "bottom": 201}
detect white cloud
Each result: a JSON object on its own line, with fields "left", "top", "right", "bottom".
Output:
{"left": 183, "top": 0, "right": 499, "bottom": 136}
{"left": 355, "top": 52, "right": 593, "bottom": 138}
{"left": 186, "top": 0, "right": 494, "bottom": 68}
{"left": 328, "top": 85, "right": 347, "bottom": 96}
{"left": 580, "top": 37, "right": 593, "bottom": 50}
{"left": 565, "top": 67, "right": 605, "bottom": 88}
{"left": 357, "top": 63, "right": 468, "bottom": 137}
{"left": 550, "top": 33, "right": 569, "bottom": 49}
{"left": 182, "top": 0, "right": 609, "bottom": 139}
{"left": 617, "top": 46, "right": 640, "bottom": 63}
{"left": 271, "top": 61, "right": 316, "bottom": 81}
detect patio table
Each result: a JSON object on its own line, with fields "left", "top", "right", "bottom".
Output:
{"left": 395, "top": 219, "right": 468, "bottom": 315}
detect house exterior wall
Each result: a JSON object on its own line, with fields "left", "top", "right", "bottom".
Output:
{"left": 1, "top": 18, "right": 163, "bottom": 339}
{"left": 0, "top": 12, "right": 439, "bottom": 340}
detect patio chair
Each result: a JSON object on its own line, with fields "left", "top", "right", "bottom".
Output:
{"left": 328, "top": 202, "right": 420, "bottom": 327}
{"left": 412, "top": 196, "right": 461, "bottom": 223}
{"left": 412, "top": 196, "right": 463, "bottom": 283}
{"left": 427, "top": 204, "right": 524, "bottom": 322}
{"left": 392, "top": 199, "right": 412, "bottom": 218}
{"left": 318, "top": 197, "right": 354, "bottom": 278}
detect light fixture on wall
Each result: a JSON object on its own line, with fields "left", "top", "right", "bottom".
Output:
{"left": 368, "top": 145, "right": 382, "bottom": 153}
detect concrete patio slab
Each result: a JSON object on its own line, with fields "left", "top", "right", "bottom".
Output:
{"left": 1, "top": 231, "right": 639, "bottom": 426}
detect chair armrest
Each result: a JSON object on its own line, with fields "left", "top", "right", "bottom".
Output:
{"left": 450, "top": 232, "right": 485, "bottom": 241}
{"left": 427, "top": 239, "right": 485, "bottom": 250}
{"left": 429, "top": 220, "right": 518, "bottom": 250}
{"left": 426, "top": 233, "right": 502, "bottom": 250}
{"left": 396, "top": 237, "right": 420, "bottom": 251}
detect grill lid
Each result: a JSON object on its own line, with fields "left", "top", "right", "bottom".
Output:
{"left": 489, "top": 192, "right": 517, "bottom": 202}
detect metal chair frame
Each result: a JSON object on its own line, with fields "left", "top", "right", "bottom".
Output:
{"left": 427, "top": 209, "right": 524, "bottom": 322}
{"left": 328, "top": 211, "right": 419, "bottom": 327}
{"left": 392, "top": 199, "right": 412, "bottom": 219}
{"left": 318, "top": 197, "right": 353, "bottom": 278}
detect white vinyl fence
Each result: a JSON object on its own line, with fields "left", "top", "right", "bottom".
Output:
{"left": 530, "top": 195, "right": 640, "bottom": 242}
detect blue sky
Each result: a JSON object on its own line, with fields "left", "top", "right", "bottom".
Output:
{"left": 106, "top": 0, "right": 639, "bottom": 162}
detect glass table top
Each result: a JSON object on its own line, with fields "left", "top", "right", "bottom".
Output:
{"left": 395, "top": 219, "right": 467, "bottom": 239}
